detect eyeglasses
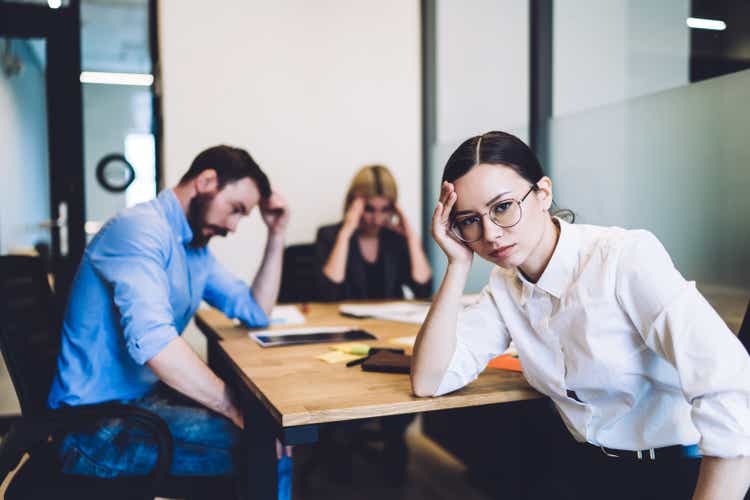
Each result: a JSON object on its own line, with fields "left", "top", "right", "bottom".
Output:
{"left": 450, "top": 186, "right": 536, "bottom": 243}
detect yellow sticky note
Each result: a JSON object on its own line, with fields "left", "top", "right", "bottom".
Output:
{"left": 316, "top": 351, "right": 363, "bottom": 364}
{"left": 329, "top": 343, "right": 371, "bottom": 355}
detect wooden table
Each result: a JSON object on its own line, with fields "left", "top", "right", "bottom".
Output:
{"left": 195, "top": 302, "right": 540, "bottom": 500}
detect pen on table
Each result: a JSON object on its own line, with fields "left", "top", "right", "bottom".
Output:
{"left": 346, "top": 356, "right": 370, "bottom": 367}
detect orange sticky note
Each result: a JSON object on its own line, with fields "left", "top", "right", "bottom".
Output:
{"left": 487, "top": 354, "right": 522, "bottom": 372}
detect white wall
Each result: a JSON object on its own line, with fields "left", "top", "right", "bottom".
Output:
{"left": 0, "top": 40, "right": 50, "bottom": 256}
{"left": 159, "top": 0, "right": 422, "bottom": 285}
{"left": 436, "top": 0, "right": 529, "bottom": 143}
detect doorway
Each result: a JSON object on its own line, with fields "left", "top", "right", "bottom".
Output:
{"left": 0, "top": 0, "right": 160, "bottom": 423}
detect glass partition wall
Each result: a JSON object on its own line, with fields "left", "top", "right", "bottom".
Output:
{"left": 549, "top": 0, "right": 750, "bottom": 290}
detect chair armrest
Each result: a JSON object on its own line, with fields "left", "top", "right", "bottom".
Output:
{"left": 0, "top": 402, "right": 173, "bottom": 486}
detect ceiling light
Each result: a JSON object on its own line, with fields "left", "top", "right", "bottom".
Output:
{"left": 80, "top": 72, "right": 154, "bottom": 86}
{"left": 686, "top": 17, "right": 727, "bottom": 31}
{"left": 48, "top": 0, "right": 62, "bottom": 8}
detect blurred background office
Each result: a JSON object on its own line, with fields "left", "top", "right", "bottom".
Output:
{"left": 2, "top": 0, "right": 749, "bottom": 497}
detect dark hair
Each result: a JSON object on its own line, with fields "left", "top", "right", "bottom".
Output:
{"left": 180, "top": 145, "right": 271, "bottom": 198}
{"left": 442, "top": 131, "right": 543, "bottom": 185}
{"left": 442, "top": 131, "right": 574, "bottom": 222}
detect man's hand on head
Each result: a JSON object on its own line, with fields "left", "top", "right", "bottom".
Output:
{"left": 260, "top": 192, "right": 289, "bottom": 235}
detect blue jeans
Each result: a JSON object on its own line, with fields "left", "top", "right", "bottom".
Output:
{"left": 57, "top": 383, "right": 292, "bottom": 499}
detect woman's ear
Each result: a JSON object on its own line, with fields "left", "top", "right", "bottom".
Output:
{"left": 195, "top": 168, "right": 219, "bottom": 194}
{"left": 536, "top": 176, "right": 554, "bottom": 211}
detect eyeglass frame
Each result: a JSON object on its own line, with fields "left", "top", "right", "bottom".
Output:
{"left": 450, "top": 185, "right": 537, "bottom": 243}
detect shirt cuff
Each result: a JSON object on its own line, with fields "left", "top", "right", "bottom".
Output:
{"left": 694, "top": 395, "right": 750, "bottom": 458}
{"left": 126, "top": 325, "right": 178, "bottom": 365}
{"left": 232, "top": 289, "right": 270, "bottom": 328}
{"left": 433, "top": 344, "right": 472, "bottom": 396}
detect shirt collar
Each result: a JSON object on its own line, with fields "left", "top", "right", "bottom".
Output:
{"left": 514, "top": 217, "right": 579, "bottom": 300}
{"left": 514, "top": 270, "right": 534, "bottom": 305}
{"left": 158, "top": 189, "right": 193, "bottom": 245}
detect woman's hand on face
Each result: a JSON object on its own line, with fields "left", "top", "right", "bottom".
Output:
{"left": 343, "top": 197, "right": 365, "bottom": 235}
{"left": 432, "top": 181, "right": 473, "bottom": 266}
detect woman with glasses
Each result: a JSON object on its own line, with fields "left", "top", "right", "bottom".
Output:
{"left": 411, "top": 131, "right": 750, "bottom": 499}
{"left": 315, "top": 164, "right": 432, "bottom": 301}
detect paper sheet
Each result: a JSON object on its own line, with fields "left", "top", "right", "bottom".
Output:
{"left": 232, "top": 305, "right": 306, "bottom": 328}
{"left": 487, "top": 343, "right": 521, "bottom": 372}
{"left": 338, "top": 295, "right": 485, "bottom": 325}
{"left": 270, "top": 305, "right": 306, "bottom": 326}
{"left": 339, "top": 302, "right": 430, "bottom": 324}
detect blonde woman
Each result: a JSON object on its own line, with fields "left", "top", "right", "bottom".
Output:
{"left": 315, "top": 165, "right": 432, "bottom": 301}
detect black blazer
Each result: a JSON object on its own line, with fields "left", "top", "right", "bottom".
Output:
{"left": 314, "top": 223, "right": 432, "bottom": 302}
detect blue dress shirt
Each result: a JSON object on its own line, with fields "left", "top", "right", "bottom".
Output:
{"left": 48, "top": 189, "right": 269, "bottom": 408}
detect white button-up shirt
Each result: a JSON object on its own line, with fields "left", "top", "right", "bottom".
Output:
{"left": 435, "top": 219, "right": 750, "bottom": 457}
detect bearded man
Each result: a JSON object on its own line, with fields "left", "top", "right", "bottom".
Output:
{"left": 47, "top": 145, "right": 290, "bottom": 495}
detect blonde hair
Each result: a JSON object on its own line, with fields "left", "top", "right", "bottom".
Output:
{"left": 344, "top": 165, "right": 398, "bottom": 211}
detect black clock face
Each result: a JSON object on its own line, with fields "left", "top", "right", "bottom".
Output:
{"left": 96, "top": 154, "right": 136, "bottom": 192}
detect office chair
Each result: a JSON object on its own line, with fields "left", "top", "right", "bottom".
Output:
{"left": 0, "top": 256, "right": 233, "bottom": 499}
{"left": 278, "top": 243, "right": 317, "bottom": 303}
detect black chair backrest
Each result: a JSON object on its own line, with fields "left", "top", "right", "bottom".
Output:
{"left": 0, "top": 256, "right": 62, "bottom": 417}
{"left": 278, "top": 243, "right": 317, "bottom": 303}
{"left": 739, "top": 298, "right": 750, "bottom": 355}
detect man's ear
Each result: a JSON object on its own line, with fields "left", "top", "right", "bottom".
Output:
{"left": 536, "top": 176, "right": 554, "bottom": 211}
{"left": 195, "top": 169, "right": 219, "bottom": 194}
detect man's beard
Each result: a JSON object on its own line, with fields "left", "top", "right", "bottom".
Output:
{"left": 187, "top": 193, "right": 226, "bottom": 248}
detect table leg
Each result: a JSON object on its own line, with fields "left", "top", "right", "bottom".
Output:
{"left": 202, "top": 333, "right": 320, "bottom": 499}
{"left": 206, "top": 339, "right": 222, "bottom": 374}
{"left": 239, "top": 390, "right": 319, "bottom": 500}
{"left": 239, "top": 391, "right": 278, "bottom": 500}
